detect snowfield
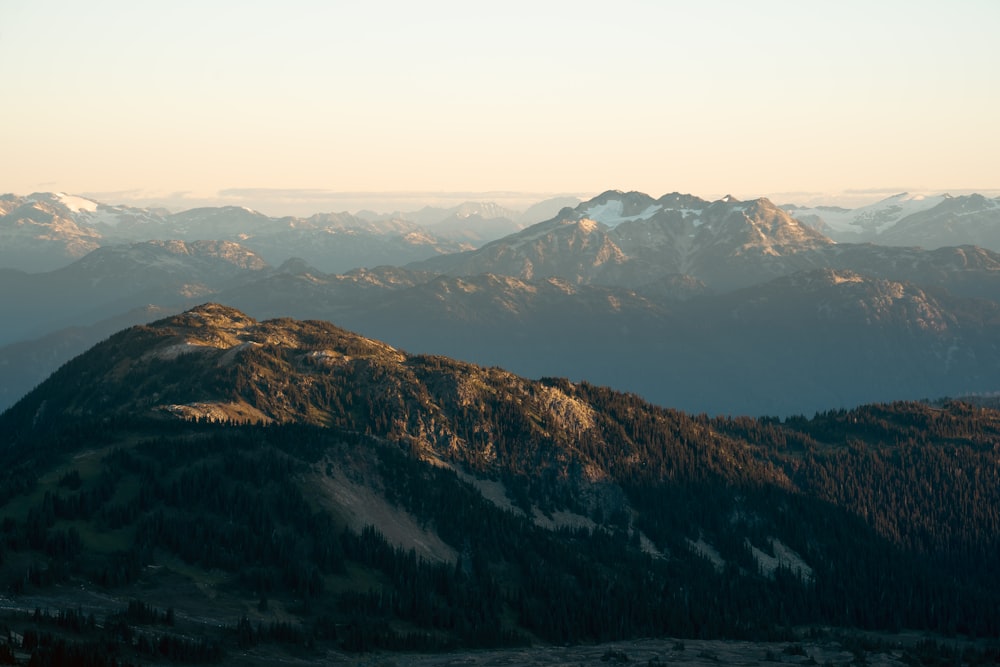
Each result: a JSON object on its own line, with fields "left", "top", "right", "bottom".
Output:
{"left": 789, "top": 193, "right": 947, "bottom": 235}
{"left": 584, "top": 200, "right": 663, "bottom": 227}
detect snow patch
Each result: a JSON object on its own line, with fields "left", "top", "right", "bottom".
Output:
{"left": 584, "top": 200, "right": 662, "bottom": 227}
{"left": 78, "top": 206, "right": 159, "bottom": 228}
{"left": 678, "top": 208, "right": 705, "bottom": 226}
{"left": 55, "top": 192, "right": 99, "bottom": 213}
{"left": 789, "top": 193, "right": 947, "bottom": 235}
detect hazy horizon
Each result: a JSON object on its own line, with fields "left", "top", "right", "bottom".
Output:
{"left": 5, "top": 187, "right": 993, "bottom": 220}
{"left": 2, "top": 1, "right": 997, "bottom": 212}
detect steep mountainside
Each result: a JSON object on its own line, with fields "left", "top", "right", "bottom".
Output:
{"left": 392, "top": 202, "right": 524, "bottom": 245}
{"left": 0, "top": 304, "right": 998, "bottom": 661}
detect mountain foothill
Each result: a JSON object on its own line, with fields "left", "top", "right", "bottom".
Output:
{"left": 1, "top": 188, "right": 1000, "bottom": 662}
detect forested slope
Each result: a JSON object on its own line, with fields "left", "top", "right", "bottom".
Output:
{"left": 0, "top": 305, "right": 997, "bottom": 663}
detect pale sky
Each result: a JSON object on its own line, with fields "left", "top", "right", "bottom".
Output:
{"left": 1, "top": 0, "right": 998, "bottom": 213}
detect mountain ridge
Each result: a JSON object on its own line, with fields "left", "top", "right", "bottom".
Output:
{"left": 0, "top": 192, "right": 581, "bottom": 274}
{"left": 5, "top": 187, "right": 1000, "bottom": 418}
{"left": 4, "top": 247, "right": 1000, "bottom": 417}
{"left": 408, "top": 192, "right": 1000, "bottom": 293}
{"left": 1, "top": 303, "right": 999, "bottom": 658}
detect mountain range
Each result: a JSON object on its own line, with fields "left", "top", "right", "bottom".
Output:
{"left": 6, "top": 189, "right": 1000, "bottom": 274}
{"left": 3, "top": 177, "right": 1000, "bottom": 658}
{"left": 0, "top": 192, "right": 583, "bottom": 274}
{"left": 3, "top": 188, "right": 1000, "bottom": 419}
{"left": 0, "top": 303, "right": 997, "bottom": 662}
{"left": 783, "top": 191, "right": 1000, "bottom": 248}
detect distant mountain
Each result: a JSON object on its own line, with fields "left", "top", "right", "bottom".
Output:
{"left": 786, "top": 192, "right": 947, "bottom": 240}
{"left": 878, "top": 193, "right": 1000, "bottom": 250}
{"left": 1, "top": 303, "right": 998, "bottom": 658}
{"left": 9, "top": 190, "right": 1000, "bottom": 277}
{"left": 0, "top": 192, "right": 175, "bottom": 271}
{"left": 246, "top": 222, "right": 473, "bottom": 273}
{"left": 415, "top": 190, "right": 1000, "bottom": 292}
{"left": 4, "top": 226, "right": 1000, "bottom": 415}
{"left": 785, "top": 192, "right": 1000, "bottom": 251}
{"left": 0, "top": 239, "right": 268, "bottom": 346}
{"left": 344, "top": 268, "right": 1000, "bottom": 417}
{"left": 0, "top": 193, "right": 473, "bottom": 274}
{"left": 148, "top": 206, "right": 475, "bottom": 271}
{"left": 354, "top": 197, "right": 585, "bottom": 246}
{"left": 0, "top": 260, "right": 447, "bottom": 409}
{"left": 388, "top": 201, "right": 520, "bottom": 227}
{"left": 152, "top": 204, "right": 273, "bottom": 239}
{"left": 5, "top": 188, "right": 1000, "bottom": 418}
{"left": 660, "top": 269, "right": 1000, "bottom": 415}
{"left": 515, "top": 195, "right": 582, "bottom": 226}
{"left": 124, "top": 259, "right": 995, "bottom": 416}
{"left": 0, "top": 194, "right": 103, "bottom": 271}
{"left": 359, "top": 201, "right": 525, "bottom": 245}
{"left": 9, "top": 251, "right": 1000, "bottom": 415}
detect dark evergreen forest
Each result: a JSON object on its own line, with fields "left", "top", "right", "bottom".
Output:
{"left": 0, "top": 388, "right": 998, "bottom": 663}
